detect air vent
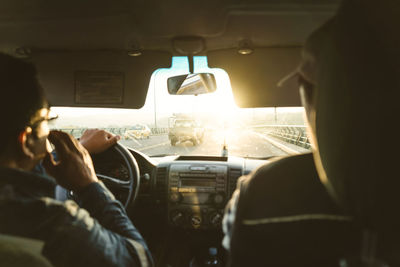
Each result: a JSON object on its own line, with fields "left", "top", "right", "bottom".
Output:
{"left": 155, "top": 167, "right": 167, "bottom": 204}
{"left": 175, "top": 155, "right": 228, "bottom": 162}
{"left": 228, "top": 168, "right": 242, "bottom": 197}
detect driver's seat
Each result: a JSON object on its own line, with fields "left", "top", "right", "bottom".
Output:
{"left": 0, "top": 233, "right": 53, "bottom": 267}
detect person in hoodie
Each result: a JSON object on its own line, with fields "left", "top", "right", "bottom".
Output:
{"left": 223, "top": 0, "right": 400, "bottom": 266}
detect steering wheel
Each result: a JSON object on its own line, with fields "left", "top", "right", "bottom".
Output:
{"left": 55, "top": 143, "right": 141, "bottom": 209}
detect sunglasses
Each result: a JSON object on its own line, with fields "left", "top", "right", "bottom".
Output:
{"left": 28, "top": 112, "right": 59, "bottom": 129}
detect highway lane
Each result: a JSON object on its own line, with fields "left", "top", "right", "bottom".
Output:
{"left": 119, "top": 129, "right": 293, "bottom": 158}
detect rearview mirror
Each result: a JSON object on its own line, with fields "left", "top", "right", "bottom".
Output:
{"left": 167, "top": 73, "right": 217, "bottom": 95}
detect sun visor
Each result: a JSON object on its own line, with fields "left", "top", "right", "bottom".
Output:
{"left": 32, "top": 50, "right": 172, "bottom": 109}
{"left": 207, "top": 47, "right": 301, "bottom": 108}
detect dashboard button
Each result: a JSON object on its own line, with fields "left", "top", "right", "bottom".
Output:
{"left": 209, "top": 212, "right": 223, "bottom": 227}
{"left": 212, "top": 193, "right": 225, "bottom": 205}
{"left": 169, "top": 192, "right": 182, "bottom": 203}
{"left": 190, "top": 215, "right": 202, "bottom": 228}
{"left": 170, "top": 210, "right": 185, "bottom": 226}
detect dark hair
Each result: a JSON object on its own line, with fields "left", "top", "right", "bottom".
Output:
{"left": 0, "top": 53, "right": 48, "bottom": 153}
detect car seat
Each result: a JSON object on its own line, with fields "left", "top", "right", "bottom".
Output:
{"left": 0, "top": 233, "right": 53, "bottom": 267}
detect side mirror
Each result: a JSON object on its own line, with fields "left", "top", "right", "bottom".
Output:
{"left": 167, "top": 73, "right": 217, "bottom": 95}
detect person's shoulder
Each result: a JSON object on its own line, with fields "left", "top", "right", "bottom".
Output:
{"left": 241, "top": 153, "right": 317, "bottom": 190}
{"left": 2, "top": 194, "right": 84, "bottom": 219}
{"left": 38, "top": 197, "right": 91, "bottom": 222}
{"left": 237, "top": 153, "right": 339, "bottom": 217}
{"left": 257, "top": 152, "right": 315, "bottom": 174}
{"left": 0, "top": 194, "right": 93, "bottom": 239}
{"left": 0, "top": 167, "right": 56, "bottom": 199}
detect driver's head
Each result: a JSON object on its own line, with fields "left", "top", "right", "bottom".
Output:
{"left": 0, "top": 53, "right": 51, "bottom": 170}
{"left": 298, "top": 0, "right": 400, "bottom": 231}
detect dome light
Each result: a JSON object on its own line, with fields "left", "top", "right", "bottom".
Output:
{"left": 237, "top": 40, "right": 253, "bottom": 55}
{"left": 127, "top": 50, "right": 142, "bottom": 57}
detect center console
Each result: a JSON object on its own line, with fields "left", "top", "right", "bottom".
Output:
{"left": 167, "top": 164, "right": 229, "bottom": 229}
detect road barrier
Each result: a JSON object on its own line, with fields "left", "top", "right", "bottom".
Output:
{"left": 252, "top": 125, "right": 311, "bottom": 149}
{"left": 56, "top": 127, "right": 169, "bottom": 138}
{"left": 151, "top": 128, "right": 169, "bottom": 135}
{"left": 56, "top": 125, "right": 310, "bottom": 149}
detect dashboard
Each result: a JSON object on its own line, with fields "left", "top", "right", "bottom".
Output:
{"left": 160, "top": 157, "right": 240, "bottom": 230}
{"left": 92, "top": 147, "right": 270, "bottom": 230}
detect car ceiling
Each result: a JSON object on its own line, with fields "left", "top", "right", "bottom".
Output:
{"left": 0, "top": 0, "right": 339, "bottom": 108}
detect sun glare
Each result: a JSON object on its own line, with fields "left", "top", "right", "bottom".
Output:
{"left": 148, "top": 56, "right": 239, "bottom": 123}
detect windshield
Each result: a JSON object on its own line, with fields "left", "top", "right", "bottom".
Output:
{"left": 50, "top": 57, "right": 309, "bottom": 158}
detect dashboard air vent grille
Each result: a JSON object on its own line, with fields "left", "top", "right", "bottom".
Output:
{"left": 155, "top": 167, "right": 167, "bottom": 204}
{"left": 228, "top": 168, "right": 242, "bottom": 197}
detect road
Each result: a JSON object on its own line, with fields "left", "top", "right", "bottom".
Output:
{"left": 119, "top": 129, "right": 302, "bottom": 158}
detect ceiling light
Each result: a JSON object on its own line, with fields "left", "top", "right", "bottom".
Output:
{"left": 237, "top": 40, "right": 253, "bottom": 55}
{"left": 127, "top": 50, "right": 142, "bottom": 57}
{"left": 238, "top": 47, "right": 253, "bottom": 55}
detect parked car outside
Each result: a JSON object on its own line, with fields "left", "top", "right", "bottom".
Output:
{"left": 124, "top": 124, "right": 151, "bottom": 140}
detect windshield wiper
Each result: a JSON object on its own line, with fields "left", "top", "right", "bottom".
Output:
{"left": 150, "top": 153, "right": 177, "bottom": 157}
{"left": 244, "top": 155, "right": 277, "bottom": 160}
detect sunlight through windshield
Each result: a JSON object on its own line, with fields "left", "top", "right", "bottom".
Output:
{"left": 51, "top": 56, "right": 309, "bottom": 158}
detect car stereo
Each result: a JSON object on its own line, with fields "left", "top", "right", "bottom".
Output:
{"left": 167, "top": 164, "right": 228, "bottom": 229}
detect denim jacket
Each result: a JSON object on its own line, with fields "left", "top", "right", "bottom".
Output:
{"left": 0, "top": 167, "right": 153, "bottom": 267}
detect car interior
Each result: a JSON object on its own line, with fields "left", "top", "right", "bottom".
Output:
{"left": 0, "top": 0, "right": 355, "bottom": 266}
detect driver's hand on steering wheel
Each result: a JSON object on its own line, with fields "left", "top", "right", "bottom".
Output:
{"left": 79, "top": 129, "right": 121, "bottom": 154}
{"left": 43, "top": 130, "right": 99, "bottom": 191}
